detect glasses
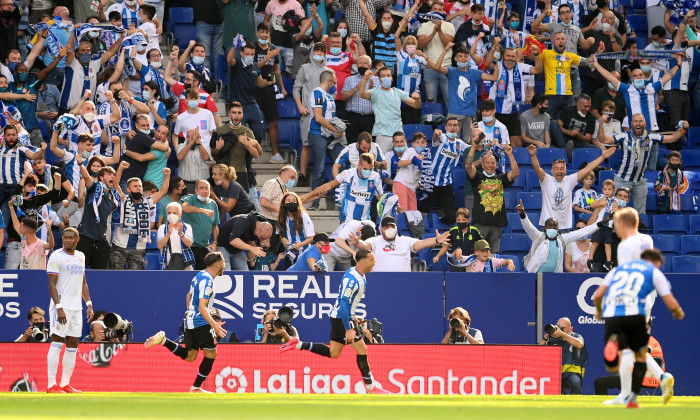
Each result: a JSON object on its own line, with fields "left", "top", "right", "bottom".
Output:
{"left": 560, "top": 10, "right": 572, "bottom": 14}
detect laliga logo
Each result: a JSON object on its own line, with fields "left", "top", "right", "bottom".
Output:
{"left": 216, "top": 366, "right": 247, "bottom": 393}
{"left": 576, "top": 277, "right": 605, "bottom": 325}
{"left": 213, "top": 275, "right": 244, "bottom": 319}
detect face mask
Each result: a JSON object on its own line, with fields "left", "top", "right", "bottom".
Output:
{"left": 197, "top": 195, "right": 210, "bottom": 203}
{"left": 131, "top": 192, "right": 143, "bottom": 201}
{"left": 285, "top": 178, "right": 296, "bottom": 189}
{"left": 640, "top": 65, "right": 651, "bottom": 73}
{"left": 139, "top": 128, "right": 151, "bottom": 135}
{"left": 617, "top": 199, "right": 627, "bottom": 208}
{"left": 285, "top": 202, "right": 298, "bottom": 213}
{"left": 493, "top": 51, "right": 501, "bottom": 60}
{"left": 415, "top": 146, "right": 426, "bottom": 153}
{"left": 305, "top": 28, "right": 312, "bottom": 37}
{"left": 330, "top": 47, "right": 342, "bottom": 55}
{"left": 633, "top": 78, "right": 645, "bottom": 89}
{"left": 88, "top": 30, "right": 99, "bottom": 39}
{"left": 150, "top": 61, "right": 161, "bottom": 69}
{"left": 602, "top": 22, "right": 611, "bottom": 32}
{"left": 405, "top": 45, "right": 416, "bottom": 55}
{"left": 604, "top": 112, "right": 614, "bottom": 117}
{"left": 578, "top": 235, "right": 590, "bottom": 241}
{"left": 457, "top": 61, "right": 469, "bottom": 69}
{"left": 214, "top": 179, "right": 223, "bottom": 186}
{"left": 577, "top": 110, "right": 587, "bottom": 118}
{"left": 312, "top": 54, "right": 325, "bottom": 62}
{"left": 242, "top": 56, "right": 254, "bottom": 66}
{"left": 482, "top": 115, "right": 493, "bottom": 124}
{"left": 329, "top": 85, "right": 337, "bottom": 95}
{"left": 81, "top": 150, "right": 91, "bottom": 160}
{"left": 546, "top": 228, "right": 558, "bottom": 239}
{"left": 394, "top": 145, "right": 406, "bottom": 153}
{"left": 320, "top": 244, "right": 331, "bottom": 254}
{"left": 607, "top": 81, "right": 615, "bottom": 90}
{"left": 192, "top": 56, "right": 205, "bottom": 65}
{"left": 384, "top": 227, "right": 397, "bottom": 239}
{"left": 540, "top": 106, "right": 548, "bottom": 114}
{"left": 89, "top": 170, "right": 98, "bottom": 177}
{"left": 361, "top": 168, "right": 373, "bottom": 179}
{"left": 357, "top": 66, "right": 369, "bottom": 76}
{"left": 0, "top": 87, "right": 7, "bottom": 93}
{"left": 142, "top": 90, "right": 152, "bottom": 100}
{"left": 382, "top": 21, "right": 392, "bottom": 31}
{"left": 167, "top": 213, "right": 179, "bottom": 224}
{"left": 187, "top": 100, "right": 199, "bottom": 109}
{"left": 510, "top": 21, "right": 519, "bottom": 30}
{"left": 380, "top": 77, "right": 392, "bottom": 88}
{"left": 17, "top": 72, "right": 28, "bottom": 82}
{"left": 184, "top": 83, "right": 192, "bottom": 90}
{"left": 457, "top": 222, "right": 468, "bottom": 230}
{"left": 258, "top": 39, "right": 269, "bottom": 45}
{"left": 446, "top": 131, "right": 457, "bottom": 139}
{"left": 126, "top": 0, "right": 136, "bottom": 5}
{"left": 652, "top": 41, "right": 663, "bottom": 48}
{"left": 669, "top": 163, "right": 679, "bottom": 170}
{"left": 561, "top": 20, "right": 571, "bottom": 27}
{"left": 83, "top": 112, "right": 96, "bottom": 122}
{"left": 8, "top": 61, "right": 18, "bottom": 72}
{"left": 78, "top": 52, "right": 91, "bottom": 64}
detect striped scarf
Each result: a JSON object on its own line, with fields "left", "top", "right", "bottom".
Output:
{"left": 657, "top": 166, "right": 688, "bottom": 214}
{"left": 160, "top": 222, "right": 195, "bottom": 269}
{"left": 448, "top": 253, "right": 495, "bottom": 272}
{"left": 88, "top": 182, "right": 121, "bottom": 224}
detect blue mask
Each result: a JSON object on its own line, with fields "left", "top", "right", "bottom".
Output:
{"left": 446, "top": 132, "right": 457, "bottom": 139}
{"left": 192, "top": 56, "right": 205, "bottom": 65}
{"left": 482, "top": 115, "right": 493, "bottom": 124}
{"left": 312, "top": 54, "right": 325, "bottom": 62}
{"left": 510, "top": 21, "right": 519, "bottom": 30}
{"left": 17, "top": 72, "right": 28, "bottom": 82}
{"left": 258, "top": 39, "right": 269, "bottom": 45}
{"left": 617, "top": 199, "right": 627, "bottom": 207}
{"left": 329, "top": 85, "right": 337, "bottom": 95}
{"left": 380, "top": 77, "right": 392, "bottom": 88}
{"left": 242, "top": 56, "right": 254, "bottom": 66}
{"left": 633, "top": 79, "right": 645, "bottom": 89}
{"left": 415, "top": 146, "right": 426, "bottom": 153}
{"left": 8, "top": 62, "right": 18, "bottom": 72}
{"left": 457, "top": 61, "right": 469, "bottom": 69}
{"left": 561, "top": 21, "right": 571, "bottom": 27}
{"left": 339, "top": 28, "right": 348, "bottom": 38}
{"left": 142, "top": 90, "right": 151, "bottom": 100}
{"left": 286, "top": 178, "right": 296, "bottom": 189}
{"left": 394, "top": 146, "right": 406, "bottom": 153}
{"left": 361, "top": 169, "right": 373, "bottom": 179}
{"left": 640, "top": 65, "right": 652, "bottom": 73}
{"left": 78, "top": 53, "right": 91, "bottom": 64}
{"left": 607, "top": 82, "right": 615, "bottom": 90}
{"left": 330, "top": 47, "right": 342, "bottom": 55}
{"left": 305, "top": 28, "right": 312, "bottom": 37}
{"left": 546, "top": 229, "right": 558, "bottom": 239}
{"left": 187, "top": 100, "right": 199, "bottom": 109}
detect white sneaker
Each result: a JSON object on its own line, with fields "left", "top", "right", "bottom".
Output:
{"left": 269, "top": 153, "right": 287, "bottom": 164}
{"left": 144, "top": 331, "right": 165, "bottom": 348}
{"left": 660, "top": 372, "right": 674, "bottom": 404}
{"left": 190, "top": 386, "right": 212, "bottom": 393}
{"left": 603, "top": 394, "right": 629, "bottom": 405}
{"left": 251, "top": 157, "right": 258, "bottom": 163}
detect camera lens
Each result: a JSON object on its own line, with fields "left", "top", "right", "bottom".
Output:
{"left": 544, "top": 324, "right": 557, "bottom": 335}
{"left": 32, "top": 327, "right": 44, "bottom": 342}
{"left": 450, "top": 318, "right": 461, "bottom": 329}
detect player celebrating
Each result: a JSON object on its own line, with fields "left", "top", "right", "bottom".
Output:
{"left": 593, "top": 249, "right": 685, "bottom": 408}
{"left": 280, "top": 250, "right": 389, "bottom": 394}
{"left": 46, "top": 227, "right": 93, "bottom": 393}
{"left": 144, "top": 252, "right": 227, "bottom": 393}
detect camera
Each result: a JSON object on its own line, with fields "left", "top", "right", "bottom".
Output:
{"left": 366, "top": 318, "right": 384, "bottom": 343}
{"left": 450, "top": 318, "right": 462, "bottom": 330}
{"left": 270, "top": 306, "right": 294, "bottom": 330}
{"left": 103, "top": 312, "right": 133, "bottom": 341}
{"left": 31, "top": 322, "right": 45, "bottom": 341}
{"left": 544, "top": 324, "right": 558, "bottom": 336}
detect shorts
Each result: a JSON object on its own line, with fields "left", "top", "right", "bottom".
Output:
{"left": 496, "top": 112, "right": 521, "bottom": 137}
{"left": 255, "top": 86, "right": 279, "bottom": 122}
{"left": 49, "top": 306, "right": 82, "bottom": 338}
{"left": 604, "top": 315, "right": 649, "bottom": 353}
{"left": 185, "top": 324, "right": 218, "bottom": 351}
{"left": 329, "top": 317, "right": 349, "bottom": 344}
{"left": 592, "top": 227, "right": 613, "bottom": 245}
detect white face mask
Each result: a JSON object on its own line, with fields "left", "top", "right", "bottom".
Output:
{"left": 83, "top": 112, "right": 96, "bottom": 122}
{"left": 167, "top": 213, "right": 179, "bottom": 224}
{"left": 381, "top": 21, "right": 392, "bottom": 31}
{"left": 215, "top": 179, "right": 223, "bottom": 185}
{"left": 197, "top": 195, "right": 210, "bottom": 203}
{"left": 384, "top": 227, "right": 397, "bottom": 240}
{"left": 150, "top": 61, "right": 161, "bottom": 69}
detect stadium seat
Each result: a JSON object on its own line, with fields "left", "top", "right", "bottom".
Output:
{"left": 645, "top": 194, "right": 657, "bottom": 212}
{"left": 282, "top": 75, "right": 294, "bottom": 96}
{"left": 277, "top": 119, "right": 302, "bottom": 163}
{"left": 431, "top": 213, "right": 453, "bottom": 232}
{"left": 536, "top": 147, "right": 567, "bottom": 170}
{"left": 525, "top": 171, "right": 541, "bottom": 192}
{"left": 147, "top": 231, "right": 159, "bottom": 250}
{"left": 498, "top": 234, "right": 531, "bottom": 260}
{"left": 652, "top": 214, "right": 686, "bottom": 234}
{"left": 173, "top": 23, "right": 197, "bottom": 51}
{"left": 681, "top": 235, "right": 700, "bottom": 256}
{"left": 496, "top": 254, "right": 522, "bottom": 272}
{"left": 681, "top": 150, "right": 700, "bottom": 171}
{"left": 517, "top": 191, "right": 542, "bottom": 210}
{"left": 572, "top": 149, "right": 602, "bottom": 171}
{"left": 638, "top": 213, "right": 652, "bottom": 234}
{"left": 278, "top": 98, "right": 301, "bottom": 118}
{"left": 690, "top": 215, "right": 700, "bottom": 234}
{"left": 672, "top": 255, "right": 700, "bottom": 273}
{"left": 598, "top": 170, "right": 615, "bottom": 186}
{"left": 508, "top": 172, "right": 526, "bottom": 192}
{"left": 511, "top": 147, "right": 531, "bottom": 166}
{"left": 680, "top": 195, "right": 698, "bottom": 214}
{"left": 651, "top": 234, "right": 680, "bottom": 257}
{"left": 503, "top": 191, "right": 517, "bottom": 212}
{"left": 687, "top": 127, "right": 700, "bottom": 149}
{"left": 453, "top": 168, "right": 467, "bottom": 191}
{"left": 526, "top": 212, "right": 540, "bottom": 225}
{"left": 144, "top": 252, "right": 161, "bottom": 270}
{"left": 395, "top": 212, "right": 413, "bottom": 237}
{"left": 422, "top": 102, "right": 444, "bottom": 116}
{"left": 427, "top": 248, "right": 450, "bottom": 271}
{"left": 167, "top": 7, "right": 194, "bottom": 33}
{"left": 507, "top": 213, "right": 525, "bottom": 233}
{"left": 627, "top": 15, "right": 648, "bottom": 35}
{"left": 403, "top": 124, "right": 433, "bottom": 141}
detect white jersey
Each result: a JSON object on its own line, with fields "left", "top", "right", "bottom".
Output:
{"left": 329, "top": 220, "right": 376, "bottom": 258}
{"left": 47, "top": 249, "right": 86, "bottom": 311}
{"left": 617, "top": 232, "right": 656, "bottom": 319}
{"left": 394, "top": 147, "right": 423, "bottom": 190}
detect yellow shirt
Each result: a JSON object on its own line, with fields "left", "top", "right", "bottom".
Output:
{"left": 541, "top": 49, "right": 582, "bottom": 96}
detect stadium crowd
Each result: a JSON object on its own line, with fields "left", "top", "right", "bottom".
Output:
{"left": 1, "top": 0, "right": 700, "bottom": 274}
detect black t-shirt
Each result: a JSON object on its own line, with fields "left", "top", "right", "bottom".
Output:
{"left": 559, "top": 105, "right": 596, "bottom": 139}
{"left": 469, "top": 171, "right": 513, "bottom": 227}
{"left": 194, "top": 0, "right": 223, "bottom": 24}
{"left": 217, "top": 211, "right": 266, "bottom": 254}
{"left": 255, "top": 43, "right": 279, "bottom": 81}
{"left": 213, "top": 181, "right": 255, "bottom": 217}
{"left": 78, "top": 182, "right": 119, "bottom": 241}
{"left": 447, "top": 225, "right": 482, "bottom": 254}
{"left": 620, "top": 60, "right": 640, "bottom": 83}
{"left": 227, "top": 50, "right": 260, "bottom": 104}
{"left": 584, "top": 29, "right": 622, "bottom": 80}
{"left": 34, "top": 165, "right": 70, "bottom": 203}
{"left": 122, "top": 132, "right": 156, "bottom": 180}
{"left": 8, "top": 187, "right": 58, "bottom": 242}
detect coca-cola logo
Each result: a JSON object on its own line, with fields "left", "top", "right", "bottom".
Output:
{"left": 79, "top": 343, "right": 126, "bottom": 367}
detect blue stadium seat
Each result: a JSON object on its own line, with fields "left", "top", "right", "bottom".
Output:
{"left": 572, "top": 148, "right": 602, "bottom": 171}
{"left": 144, "top": 252, "right": 161, "bottom": 270}
{"left": 282, "top": 76, "right": 294, "bottom": 97}
{"left": 638, "top": 213, "right": 652, "bottom": 234}
{"left": 278, "top": 119, "right": 302, "bottom": 163}
{"left": 511, "top": 147, "right": 531, "bottom": 166}
{"left": 652, "top": 214, "right": 686, "bottom": 234}
{"left": 517, "top": 191, "right": 542, "bottom": 210}
{"left": 681, "top": 235, "right": 700, "bottom": 256}
{"left": 403, "top": 124, "right": 433, "bottom": 141}
{"left": 634, "top": 37, "right": 648, "bottom": 49}
{"left": 496, "top": 254, "right": 522, "bottom": 272}
{"left": 427, "top": 248, "right": 450, "bottom": 271}
{"left": 173, "top": 23, "right": 197, "bottom": 50}
{"left": 690, "top": 215, "right": 700, "bottom": 234}
{"left": 422, "top": 102, "right": 444, "bottom": 116}
{"left": 508, "top": 172, "right": 526, "bottom": 192}
{"left": 598, "top": 170, "right": 615, "bottom": 186}
{"left": 507, "top": 213, "right": 525, "bottom": 233}
{"left": 681, "top": 194, "right": 698, "bottom": 214}
{"left": 453, "top": 168, "right": 467, "bottom": 191}
{"left": 672, "top": 255, "right": 700, "bottom": 273}
{"left": 536, "top": 148, "right": 567, "bottom": 169}
{"left": 395, "top": 212, "right": 413, "bottom": 237}
{"left": 645, "top": 194, "right": 657, "bottom": 213}
{"left": 278, "top": 98, "right": 301, "bottom": 118}
{"left": 167, "top": 7, "right": 194, "bottom": 34}
{"left": 503, "top": 191, "right": 517, "bottom": 212}
{"left": 147, "top": 231, "right": 159, "bottom": 249}
{"left": 526, "top": 212, "right": 540, "bottom": 225}
{"left": 525, "top": 170, "right": 541, "bottom": 192}
{"left": 519, "top": 104, "right": 532, "bottom": 113}
{"left": 651, "top": 234, "right": 680, "bottom": 257}
{"left": 687, "top": 127, "right": 700, "bottom": 149}
{"left": 627, "top": 15, "right": 648, "bottom": 35}
{"left": 681, "top": 150, "right": 700, "bottom": 171}
{"left": 431, "top": 213, "right": 453, "bottom": 232}
{"left": 498, "top": 234, "right": 531, "bottom": 260}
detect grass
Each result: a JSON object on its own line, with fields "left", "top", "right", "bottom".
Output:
{"left": 1, "top": 394, "right": 700, "bottom": 420}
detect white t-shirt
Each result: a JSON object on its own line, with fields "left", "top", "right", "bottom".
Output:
{"left": 367, "top": 235, "right": 419, "bottom": 272}
{"left": 47, "top": 249, "right": 86, "bottom": 311}
{"left": 157, "top": 222, "right": 194, "bottom": 262}
{"left": 617, "top": 233, "right": 654, "bottom": 265}
{"left": 173, "top": 109, "right": 215, "bottom": 181}
{"left": 540, "top": 173, "right": 578, "bottom": 230}
{"left": 394, "top": 147, "right": 422, "bottom": 190}
{"left": 139, "top": 22, "right": 160, "bottom": 54}
{"left": 329, "top": 220, "right": 376, "bottom": 258}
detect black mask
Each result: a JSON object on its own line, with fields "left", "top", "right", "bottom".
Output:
{"left": 261, "top": 246, "right": 270, "bottom": 253}
{"left": 596, "top": 0, "right": 607, "bottom": 7}
{"left": 1, "top": 10, "right": 12, "bottom": 18}
{"left": 681, "top": 41, "right": 689, "bottom": 49}
{"left": 184, "top": 83, "right": 192, "bottom": 90}
{"left": 457, "top": 222, "right": 468, "bottom": 230}
{"left": 89, "top": 170, "right": 98, "bottom": 177}
{"left": 540, "top": 106, "right": 548, "bottom": 114}
{"left": 669, "top": 164, "right": 679, "bottom": 170}
{"left": 131, "top": 192, "right": 143, "bottom": 201}
{"left": 285, "top": 202, "right": 299, "bottom": 213}
{"left": 536, "top": 1, "right": 545, "bottom": 9}
{"left": 112, "top": 90, "right": 121, "bottom": 100}
{"left": 357, "top": 67, "right": 370, "bottom": 77}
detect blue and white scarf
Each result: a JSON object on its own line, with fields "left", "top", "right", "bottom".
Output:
{"left": 160, "top": 222, "right": 195, "bottom": 269}
{"left": 73, "top": 23, "right": 123, "bottom": 50}
{"left": 496, "top": 62, "right": 523, "bottom": 105}
{"left": 88, "top": 181, "right": 121, "bottom": 224}
{"left": 118, "top": 195, "right": 152, "bottom": 239}
{"left": 596, "top": 49, "right": 686, "bottom": 61}
{"left": 448, "top": 253, "right": 497, "bottom": 272}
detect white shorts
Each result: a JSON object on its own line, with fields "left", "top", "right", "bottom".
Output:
{"left": 50, "top": 307, "right": 83, "bottom": 338}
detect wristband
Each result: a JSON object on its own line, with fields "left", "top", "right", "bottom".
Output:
{"left": 86, "top": 300, "right": 92, "bottom": 307}
{"left": 128, "top": 98, "right": 134, "bottom": 104}
{"left": 411, "top": 156, "right": 422, "bottom": 166}
{"left": 55, "top": 303, "right": 63, "bottom": 309}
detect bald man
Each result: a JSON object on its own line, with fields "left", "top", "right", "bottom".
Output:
{"left": 540, "top": 317, "right": 588, "bottom": 394}
{"left": 217, "top": 211, "right": 273, "bottom": 271}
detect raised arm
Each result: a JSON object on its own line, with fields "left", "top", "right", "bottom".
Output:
{"left": 412, "top": 230, "right": 450, "bottom": 252}
{"left": 660, "top": 54, "right": 683, "bottom": 86}
{"left": 504, "top": 144, "right": 519, "bottom": 182}
{"left": 576, "top": 146, "right": 617, "bottom": 181}
{"left": 358, "top": 0, "right": 377, "bottom": 29}
{"left": 527, "top": 144, "right": 546, "bottom": 181}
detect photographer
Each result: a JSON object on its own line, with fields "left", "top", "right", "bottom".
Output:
{"left": 259, "top": 308, "right": 298, "bottom": 345}
{"left": 442, "top": 307, "right": 484, "bottom": 345}
{"left": 15, "top": 307, "right": 51, "bottom": 343}
{"left": 84, "top": 311, "right": 131, "bottom": 343}
{"left": 357, "top": 317, "right": 384, "bottom": 344}
{"left": 539, "top": 317, "right": 588, "bottom": 394}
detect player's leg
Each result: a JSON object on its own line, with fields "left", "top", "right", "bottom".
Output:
{"left": 624, "top": 315, "right": 651, "bottom": 408}
{"left": 47, "top": 334, "right": 65, "bottom": 393}
{"left": 189, "top": 349, "right": 217, "bottom": 393}
{"left": 349, "top": 339, "right": 388, "bottom": 394}
{"left": 281, "top": 318, "right": 339, "bottom": 358}
{"left": 145, "top": 330, "right": 189, "bottom": 360}
{"left": 189, "top": 326, "right": 219, "bottom": 392}
{"left": 60, "top": 335, "right": 80, "bottom": 392}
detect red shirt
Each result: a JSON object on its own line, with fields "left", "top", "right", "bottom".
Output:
{"left": 172, "top": 82, "right": 219, "bottom": 116}
{"left": 325, "top": 52, "right": 354, "bottom": 100}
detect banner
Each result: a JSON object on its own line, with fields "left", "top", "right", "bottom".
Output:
{"left": 0, "top": 344, "right": 562, "bottom": 395}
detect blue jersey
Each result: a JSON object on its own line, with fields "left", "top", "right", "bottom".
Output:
{"left": 335, "top": 168, "right": 384, "bottom": 222}
{"left": 613, "top": 131, "right": 664, "bottom": 183}
{"left": 185, "top": 270, "right": 215, "bottom": 329}
{"left": 329, "top": 268, "right": 366, "bottom": 330}
{"left": 430, "top": 135, "right": 468, "bottom": 187}
{"left": 616, "top": 81, "right": 662, "bottom": 132}
{"left": 601, "top": 260, "right": 672, "bottom": 318}
{"left": 308, "top": 87, "right": 336, "bottom": 136}
{"left": 0, "top": 143, "right": 32, "bottom": 184}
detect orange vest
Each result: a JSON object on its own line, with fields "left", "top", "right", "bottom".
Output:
{"left": 643, "top": 336, "right": 665, "bottom": 388}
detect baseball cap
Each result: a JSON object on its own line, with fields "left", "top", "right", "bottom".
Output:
{"left": 380, "top": 216, "right": 397, "bottom": 227}
{"left": 474, "top": 240, "right": 491, "bottom": 251}
{"left": 313, "top": 232, "right": 335, "bottom": 243}
{"left": 209, "top": 307, "right": 221, "bottom": 319}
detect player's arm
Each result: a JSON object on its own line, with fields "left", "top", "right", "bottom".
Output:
{"left": 186, "top": 291, "right": 192, "bottom": 310}
{"left": 82, "top": 272, "right": 93, "bottom": 321}
{"left": 661, "top": 294, "right": 684, "bottom": 319}
{"left": 199, "top": 297, "right": 226, "bottom": 337}
{"left": 48, "top": 273, "right": 66, "bottom": 324}
{"left": 592, "top": 282, "right": 609, "bottom": 320}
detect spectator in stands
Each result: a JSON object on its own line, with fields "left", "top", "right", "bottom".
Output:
{"left": 36, "top": 81, "right": 61, "bottom": 124}
{"left": 350, "top": 215, "right": 450, "bottom": 272}
{"left": 157, "top": 176, "right": 185, "bottom": 226}
{"left": 582, "top": 11, "right": 623, "bottom": 95}
{"left": 467, "top": 137, "right": 519, "bottom": 253}
{"left": 358, "top": 65, "right": 422, "bottom": 154}
{"left": 325, "top": 31, "right": 365, "bottom": 104}
{"left": 291, "top": 6, "right": 324, "bottom": 79}
{"left": 212, "top": 102, "right": 261, "bottom": 191}
{"left": 260, "top": 165, "right": 298, "bottom": 223}
{"left": 132, "top": 52, "right": 174, "bottom": 114}
{"left": 442, "top": 307, "right": 484, "bottom": 345}
{"left": 418, "top": 0, "right": 455, "bottom": 106}
{"left": 8, "top": 198, "right": 54, "bottom": 269}
{"left": 217, "top": 211, "right": 272, "bottom": 270}
{"left": 97, "top": 81, "right": 150, "bottom": 156}
{"left": 589, "top": 185, "right": 629, "bottom": 270}
{"left": 597, "top": 114, "right": 687, "bottom": 214}
{"left": 332, "top": 132, "right": 387, "bottom": 177}
{"left": 591, "top": 71, "right": 626, "bottom": 121}
{"left": 644, "top": 26, "right": 670, "bottom": 72}
{"left": 380, "top": 132, "right": 408, "bottom": 192}
{"left": 110, "top": 165, "right": 171, "bottom": 270}
{"left": 520, "top": 94, "right": 551, "bottom": 148}
{"left": 164, "top": 65, "right": 223, "bottom": 128}
{"left": 0, "top": 0, "right": 26, "bottom": 63}
{"left": 449, "top": 239, "right": 516, "bottom": 272}
{"left": 565, "top": 219, "right": 592, "bottom": 273}
{"left": 326, "top": 220, "right": 375, "bottom": 271}
{"left": 277, "top": 191, "right": 315, "bottom": 266}
{"left": 573, "top": 171, "right": 597, "bottom": 215}
{"left": 433, "top": 208, "right": 482, "bottom": 272}
{"left": 173, "top": 89, "right": 216, "bottom": 194}
{"left": 593, "top": 101, "right": 622, "bottom": 146}
{"left": 286, "top": 232, "right": 333, "bottom": 272}
{"left": 654, "top": 151, "right": 688, "bottom": 214}
{"left": 530, "top": 144, "right": 616, "bottom": 230}
{"left": 31, "top": 157, "right": 73, "bottom": 210}
{"left": 119, "top": 114, "right": 169, "bottom": 186}
{"left": 123, "top": 125, "right": 171, "bottom": 190}
{"left": 106, "top": 0, "right": 140, "bottom": 28}
{"left": 340, "top": 54, "right": 378, "bottom": 143}
{"left": 454, "top": 3, "right": 490, "bottom": 62}
{"left": 394, "top": 9, "right": 426, "bottom": 125}
{"left": 193, "top": 1, "right": 224, "bottom": 77}
{"left": 477, "top": 99, "right": 511, "bottom": 150}
{"left": 210, "top": 164, "right": 255, "bottom": 219}
{"left": 248, "top": 237, "right": 285, "bottom": 271}
{"left": 15, "top": 306, "right": 50, "bottom": 343}
{"left": 156, "top": 201, "right": 195, "bottom": 270}
{"left": 391, "top": 132, "right": 426, "bottom": 212}
{"left": 358, "top": 0, "right": 401, "bottom": 71}
{"left": 620, "top": 39, "right": 640, "bottom": 83}
{"left": 181, "top": 180, "right": 220, "bottom": 269}
{"left": 427, "top": 42, "right": 500, "bottom": 140}
{"left": 178, "top": 41, "right": 214, "bottom": 93}
{"left": 539, "top": 316, "right": 587, "bottom": 394}
{"left": 663, "top": 14, "right": 695, "bottom": 147}
{"left": 552, "top": 94, "right": 597, "bottom": 156}
{"left": 264, "top": 0, "right": 306, "bottom": 75}
{"left": 339, "top": 0, "right": 390, "bottom": 53}
{"left": 293, "top": 42, "right": 331, "bottom": 187}
{"left": 134, "top": 81, "right": 169, "bottom": 130}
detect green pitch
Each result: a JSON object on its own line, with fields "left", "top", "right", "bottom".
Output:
{"left": 2, "top": 393, "right": 700, "bottom": 419}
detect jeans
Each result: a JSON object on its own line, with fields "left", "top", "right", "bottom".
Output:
{"left": 647, "top": 142, "right": 660, "bottom": 172}
{"left": 423, "top": 67, "right": 449, "bottom": 104}
{"left": 562, "top": 373, "right": 583, "bottom": 395}
{"left": 614, "top": 176, "right": 648, "bottom": 214}
{"left": 664, "top": 89, "right": 690, "bottom": 136}
{"left": 248, "top": 186, "right": 261, "bottom": 211}
{"left": 5, "top": 241, "right": 21, "bottom": 269}
{"left": 308, "top": 133, "right": 343, "bottom": 192}
{"left": 196, "top": 21, "right": 224, "bottom": 76}
{"left": 242, "top": 102, "right": 264, "bottom": 146}
{"left": 221, "top": 247, "right": 249, "bottom": 271}
{"left": 272, "top": 44, "right": 294, "bottom": 75}
{"left": 550, "top": 120, "right": 566, "bottom": 148}
{"left": 546, "top": 95, "right": 575, "bottom": 120}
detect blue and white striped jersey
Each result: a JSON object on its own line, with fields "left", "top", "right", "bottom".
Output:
{"left": 336, "top": 168, "right": 384, "bottom": 222}
{"left": 0, "top": 143, "right": 32, "bottom": 184}
{"left": 279, "top": 211, "right": 315, "bottom": 249}
{"left": 430, "top": 134, "right": 468, "bottom": 187}
{"left": 335, "top": 143, "right": 386, "bottom": 170}
{"left": 488, "top": 62, "right": 533, "bottom": 114}
{"left": 330, "top": 267, "right": 366, "bottom": 330}
{"left": 107, "top": 2, "right": 140, "bottom": 28}
{"left": 60, "top": 115, "right": 110, "bottom": 154}
{"left": 59, "top": 54, "right": 103, "bottom": 111}
{"left": 59, "top": 149, "right": 93, "bottom": 192}
{"left": 499, "top": 28, "right": 527, "bottom": 50}
{"left": 602, "top": 260, "right": 672, "bottom": 318}
{"left": 308, "top": 87, "right": 336, "bottom": 136}
{"left": 613, "top": 131, "right": 663, "bottom": 183}
{"left": 396, "top": 50, "right": 426, "bottom": 95}
{"left": 663, "top": 46, "right": 700, "bottom": 91}
{"left": 185, "top": 270, "right": 215, "bottom": 329}
{"left": 616, "top": 81, "right": 662, "bottom": 132}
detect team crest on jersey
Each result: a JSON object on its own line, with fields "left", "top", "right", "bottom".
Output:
{"left": 343, "top": 288, "right": 352, "bottom": 297}
{"left": 494, "top": 129, "right": 500, "bottom": 137}
{"left": 205, "top": 286, "right": 213, "bottom": 297}
{"left": 368, "top": 181, "right": 374, "bottom": 189}
{"left": 497, "top": 80, "right": 505, "bottom": 90}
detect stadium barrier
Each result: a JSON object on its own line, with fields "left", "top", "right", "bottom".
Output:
{"left": 0, "top": 271, "right": 697, "bottom": 395}
{"left": 0, "top": 343, "right": 562, "bottom": 395}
